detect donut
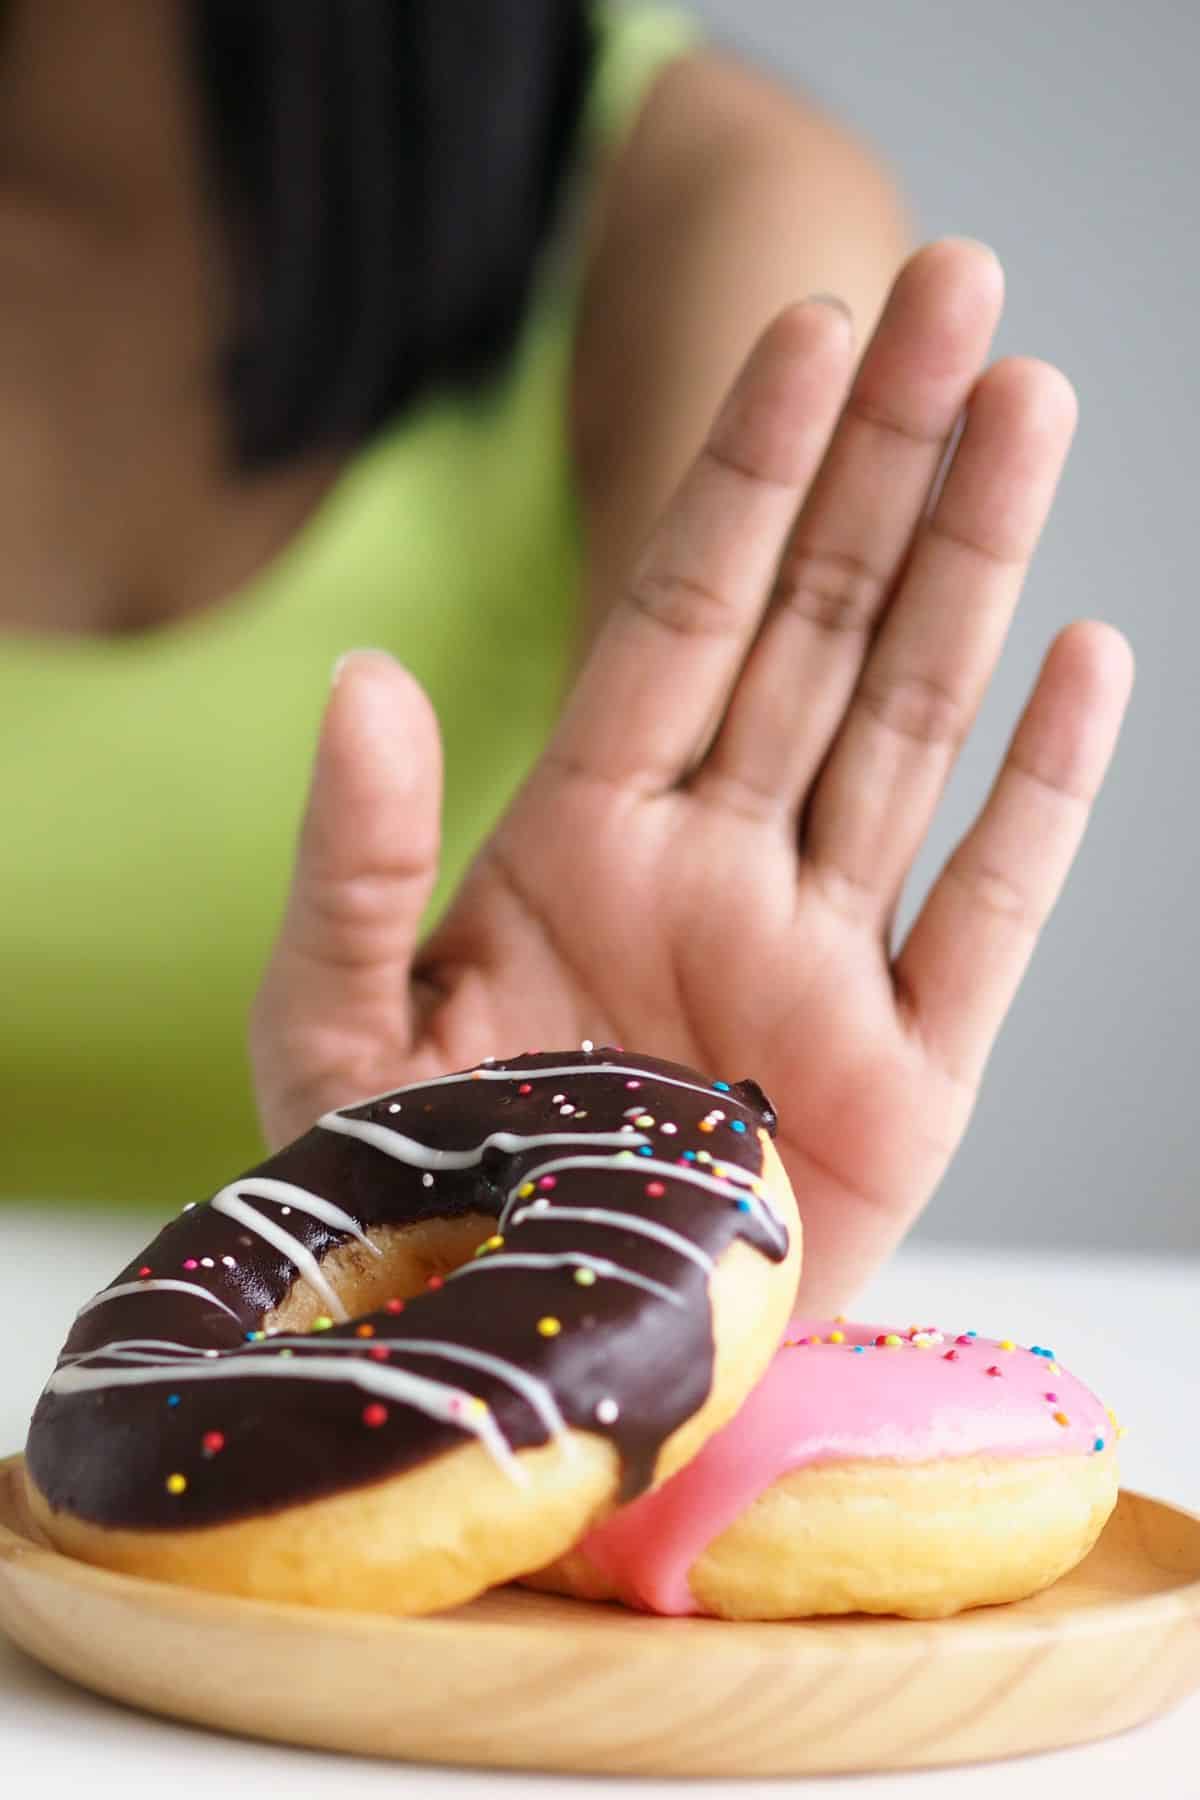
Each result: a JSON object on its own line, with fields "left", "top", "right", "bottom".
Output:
{"left": 24, "top": 1049, "right": 801, "bottom": 1614}
{"left": 530, "top": 1318, "right": 1120, "bottom": 1619}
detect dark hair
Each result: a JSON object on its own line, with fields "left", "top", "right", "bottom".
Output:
{"left": 189, "top": 1, "right": 595, "bottom": 470}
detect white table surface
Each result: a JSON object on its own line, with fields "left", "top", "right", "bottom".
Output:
{"left": 1, "top": 1210, "right": 1196, "bottom": 1800}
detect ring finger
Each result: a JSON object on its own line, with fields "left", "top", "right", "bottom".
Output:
{"left": 804, "top": 354, "right": 1079, "bottom": 918}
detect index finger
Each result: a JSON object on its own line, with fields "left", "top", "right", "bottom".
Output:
{"left": 545, "top": 301, "right": 854, "bottom": 792}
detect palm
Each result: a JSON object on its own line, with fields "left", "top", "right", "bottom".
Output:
{"left": 411, "top": 767, "right": 955, "bottom": 1312}
{"left": 252, "top": 244, "right": 1131, "bottom": 1310}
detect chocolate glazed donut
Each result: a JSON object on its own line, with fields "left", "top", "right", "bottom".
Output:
{"left": 25, "top": 1049, "right": 800, "bottom": 1610}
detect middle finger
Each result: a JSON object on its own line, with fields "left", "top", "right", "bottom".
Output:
{"left": 694, "top": 240, "right": 1004, "bottom": 819}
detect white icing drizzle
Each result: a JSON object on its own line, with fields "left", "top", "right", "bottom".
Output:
{"left": 45, "top": 1349, "right": 525, "bottom": 1483}
{"left": 210, "top": 1183, "right": 347, "bottom": 1322}
{"left": 317, "top": 1115, "right": 642, "bottom": 1171}
{"left": 58, "top": 1338, "right": 215, "bottom": 1367}
{"left": 498, "top": 1152, "right": 785, "bottom": 1244}
{"left": 449, "top": 1251, "right": 683, "bottom": 1307}
{"left": 372, "top": 1340, "right": 570, "bottom": 1444}
{"left": 506, "top": 1204, "right": 714, "bottom": 1274}
{"left": 213, "top": 1178, "right": 381, "bottom": 1257}
{"left": 74, "top": 1280, "right": 242, "bottom": 1325}
{"left": 212, "top": 1333, "right": 569, "bottom": 1444}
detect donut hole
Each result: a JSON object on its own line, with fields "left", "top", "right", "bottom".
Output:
{"left": 264, "top": 1213, "right": 497, "bottom": 1335}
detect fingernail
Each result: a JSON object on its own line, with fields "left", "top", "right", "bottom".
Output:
{"left": 331, "top": 648, "right": 394, "bottom": 687}
{"left": 804, "top": 291, "right": 853, "bottom": 320}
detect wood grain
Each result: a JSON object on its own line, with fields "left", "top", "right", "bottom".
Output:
{"left": 1, "top": 1454, "right": 1198, "bottom": 1776}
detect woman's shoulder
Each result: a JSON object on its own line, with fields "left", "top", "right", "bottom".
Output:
{"left": 577, "top": 39, "right": 909, "bottom": 360}
{"left": 567, "top": 37, "right": 910, "bottom": 600}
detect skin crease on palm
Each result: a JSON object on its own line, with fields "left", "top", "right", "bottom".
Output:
{"left": 250, "top": 241, "right": 1135, "bottom": 1317}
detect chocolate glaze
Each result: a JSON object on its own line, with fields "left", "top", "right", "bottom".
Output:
{"left": 26, "top": 1050, "right": 783, "bottom": 1529}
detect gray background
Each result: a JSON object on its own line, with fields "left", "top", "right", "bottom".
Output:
{"left": 688, "top": 0, "right": 1198, "bottom": 1255}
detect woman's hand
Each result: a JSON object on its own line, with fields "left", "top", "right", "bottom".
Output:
{"left": 251, "top": 241, "right": 1133, "bottom": 1312}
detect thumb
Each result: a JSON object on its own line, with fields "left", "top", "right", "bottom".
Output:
{"left": 251, "top": 650, "right": 443, "bottom": 1147}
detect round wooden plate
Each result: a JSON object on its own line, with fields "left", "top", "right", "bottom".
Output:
{"left": 1, "top": 1454, "right": 1198, "bottom": 1777}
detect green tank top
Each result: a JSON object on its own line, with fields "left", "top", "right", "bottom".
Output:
{"left": 0, "top": 4, "right": 699, "bottom": 1208}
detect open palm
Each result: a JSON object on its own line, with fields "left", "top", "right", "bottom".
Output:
{"left": 251, "top": 242, "right": 1132, "bottom": 1312}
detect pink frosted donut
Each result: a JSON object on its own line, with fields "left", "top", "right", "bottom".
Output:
{"left": 530, "top": 1319, "right": 1120, "bottom": 1619}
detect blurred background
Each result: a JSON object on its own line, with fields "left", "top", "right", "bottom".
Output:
{"left": 688, "top": 0, "right": 1197, "bottom": 1255}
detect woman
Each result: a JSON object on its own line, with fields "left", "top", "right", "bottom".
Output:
{"left": 0, "top": 1, "right": 1130, "bottom": 1311}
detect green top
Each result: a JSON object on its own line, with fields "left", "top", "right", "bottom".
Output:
{"left": 0, "top": 3, "right": 699, "bottom": 1208}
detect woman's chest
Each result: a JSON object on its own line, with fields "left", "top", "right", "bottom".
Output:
{"left": 0, "top": 231, "right": 336, "bottom": 639}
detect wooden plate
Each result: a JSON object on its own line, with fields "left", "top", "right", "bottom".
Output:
{"left": 1, "top": 1454, "right": 1198, "bottom": 1777}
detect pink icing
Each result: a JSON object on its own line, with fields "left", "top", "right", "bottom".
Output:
{"left": 580, "top": 1319, "right": 1112, "bottom": 1616}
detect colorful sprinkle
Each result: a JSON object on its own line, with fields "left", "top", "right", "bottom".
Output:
{"left": 661, "top": 1122, "right": 678, "bottom": 1135}
{"left": 310, "top": 1316, "right": 333, "bottom": 1332}
{"left": 596, "top": 1397, "right": 619, "bottom": 1424}
{"left": 538, "top": 1175, "right": 557, "bottom": 1191}
{"left": 426, "top": 1274, "right": 444, "bottom": 1291}
{"left": 167, "top": 1394, "right": 180, "bottom": 1407}
{"left": 138, "top": 1265, "right": 152, "bottom": 1279}
{"left": 637, "top": 1146, "right": 654, "bottom": 1156}
{"left": 245, "top": 1330, "right": 265, "bottom": 1342}
{"left": 998, "top": 1340, "right": 1016, "bottom": 1351}
{"left": 986, "top": 1365, "right": 1003, "bottom": 1378}
{"left": 712, "top": 1081, "right": 731, "bottom": 1093}
{"left": 183, "top": 1259, "right": 198, "bottom": 1272}
{"left": 1053, "top": 1411, "right": 1070, "bottom": 1427}
{"left": 1094, "top": 1437, "right": 1105, "bottom": 1453}
{"left": 697, "top": 1119, "right": 715, "bottom": 1133}
{"left": 828, "top": 1330, "right": 846, "bottom": 1344}
{"left": 165, "top": 1473, "right": 187, "bottom": 1495}
{"left": 955, "top": 1334, "right": 973, "bottom": 1345}
{"left": 518, "top": 1083, "right": 533, "bottom": 1095}
{"left": 943, "top": 1350, "right": 959, "bottom": 1361}
{"left": 517, "top": 1181, "right": 535, "bottom": 1199}
{"left": 385, "top": 1298, "right": 405, "bottom": 1314}
{"left": 362, "top": 1404, "right": 388, "bottom": 1429}
{"left": 201, "top": 1431, "right": 225, "bottom": 1456}
{"left": 729, "top": 1119, "right": 747, "bottom": 1134}
{"left": 537, "top": 1316, "right": 562, "bottom": 1338}
{"left": 573, "top": 1267, "right": 597, "bottom": 1287}
{"left": 645, "top": 1181, "right": 666, "bottom": 1198}
{"left": 734, "top": 1198, "right": 751, "bottom": 1212}
{"left": 369, "top": 1346, "right": 390, "bottom": 1361}
{"left": 1044, "top": 1392, "right": 1059, "bottom": 1403}
{"left": 634, "top": 1115, "right": 655, "bottom": 1129}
